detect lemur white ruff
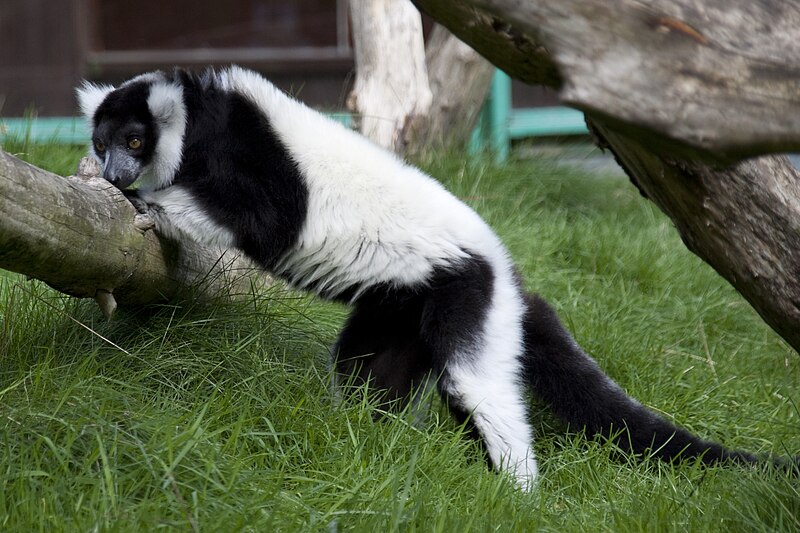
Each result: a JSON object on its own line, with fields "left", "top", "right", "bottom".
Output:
{"left": 77, "top": 67, "right": 773, "bottom": 490}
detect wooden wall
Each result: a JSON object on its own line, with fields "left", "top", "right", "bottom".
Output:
{"left": 0, "top": 0, "right": 87, "bottom": 116}
{"left": 0, "top": 0, "right": 353, "bottom": 117}
{"left": 0, "top": 0, "right": 557, "bottom": 117}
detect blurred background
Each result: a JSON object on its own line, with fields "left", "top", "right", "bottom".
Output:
{"left": 0, "top": 0, "right": 559, "bottom": 117}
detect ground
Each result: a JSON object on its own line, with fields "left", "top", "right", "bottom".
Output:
{"left": 0, "top": 141, "right": 798, "bottom": 531}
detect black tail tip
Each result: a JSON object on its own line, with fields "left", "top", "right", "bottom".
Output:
{"left": 769, "top": 455, "right": 800, "bottom": 477}
{"left": 726, "top": 452, "right": 800, "bottom": 477}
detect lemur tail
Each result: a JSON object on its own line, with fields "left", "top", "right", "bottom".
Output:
{"left": 521, "top": 294, "right": 763, "bottom": 467}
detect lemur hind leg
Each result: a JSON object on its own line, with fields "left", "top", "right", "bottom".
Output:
{"left": 421, "top": 255, "right": 537, "bottom": 490}
{"left": 333, "top": 290, "right": 433, "bottom": 408}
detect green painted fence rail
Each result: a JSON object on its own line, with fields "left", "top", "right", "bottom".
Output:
{"left": 1, "top": 71, "right": 586, "bottom": 162}
{"left": 0, "top": 114, "right": 354, "bottom": 145}
{"left": 1, "top": 117, "right": 89, "bottom": 145}
{"left": 469, "top": 70, "right": 588, "bottom": 161}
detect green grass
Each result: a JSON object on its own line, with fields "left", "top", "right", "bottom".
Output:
{"left": 1, "top": 141, "right": 798, "bottom": 531}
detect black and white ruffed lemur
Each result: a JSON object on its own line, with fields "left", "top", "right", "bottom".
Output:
{"left": 77, "top": 66, "right": 790, "bottom": 490}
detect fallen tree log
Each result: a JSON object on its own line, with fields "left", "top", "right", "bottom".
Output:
{"left": 412, "top": 0, "right": 800, "bottom": 352}
{"left": 592, "top": 126, "right": 800, "bottom": 352}
{"left": 413, "top": 0, "right": 800, "bottom": 162}
{"left": 0, "top": 151, "right": 260, "bottom": 316}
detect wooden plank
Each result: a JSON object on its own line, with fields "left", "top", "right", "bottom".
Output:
{"left": 0, "top": 117, "right": 88, "bottom": 144}
{"left": 508, "top": 107, "right": 587, "bottom": 138}
{"left": 0, "top": 114, "right": 354, "bottom": 145}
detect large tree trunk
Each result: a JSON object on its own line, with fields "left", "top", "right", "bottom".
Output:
{"left": 0, "top": 151, "right": 260, "bottom": 317}
{"left": 412, "top": 0, "right": 800, "bottom": 352}
{"left": 348, "top": 2, "right": 493, "bottom": 154}
{"left": 347, "top": 0, "right": 433, "bottom": 153}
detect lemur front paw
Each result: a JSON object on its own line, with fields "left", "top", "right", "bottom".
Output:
{"left": 123, "top": 190, "right": 150, "bottom": 214}
{"left": 123, "top": 190, "right": 158, "bottom": 232}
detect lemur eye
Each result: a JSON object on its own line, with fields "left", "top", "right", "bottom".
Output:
{"left": 94, "top": 140, "right": 106, "bottom": 153}
{"left": 127, "top": 137, "right": 142, "bottom": 150}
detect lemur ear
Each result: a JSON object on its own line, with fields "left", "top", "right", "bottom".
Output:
{"left": 147, "top": 82, "right": 185, "bottom": 125}
{"left": 75, "top": 82, "right": 114, "bottom": 123}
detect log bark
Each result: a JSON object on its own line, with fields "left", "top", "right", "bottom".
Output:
{"left": 0, "top": 151, "right": 261, "bottom": 314}
{"left": 347, "top": 0, "right": 433, "bottom": 153}
{"left": 412, "top": 0, "right": 800, "bottom": 352}
{"left": 591, "top": 126, "right": 800, "bottom": 351}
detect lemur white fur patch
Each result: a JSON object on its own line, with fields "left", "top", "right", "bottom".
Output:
{"left": 139, "top": 186, "right": 236, "bottom": 250}
{"left": 142, "top": 81, "right": 187, "bottom": 192}
{"left": 444, "top": 254, "right": 538, "bottom": 489}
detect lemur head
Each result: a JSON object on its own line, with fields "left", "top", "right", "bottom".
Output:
{"left": 76, "top": 72, "right": 187, "bottom": 191}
